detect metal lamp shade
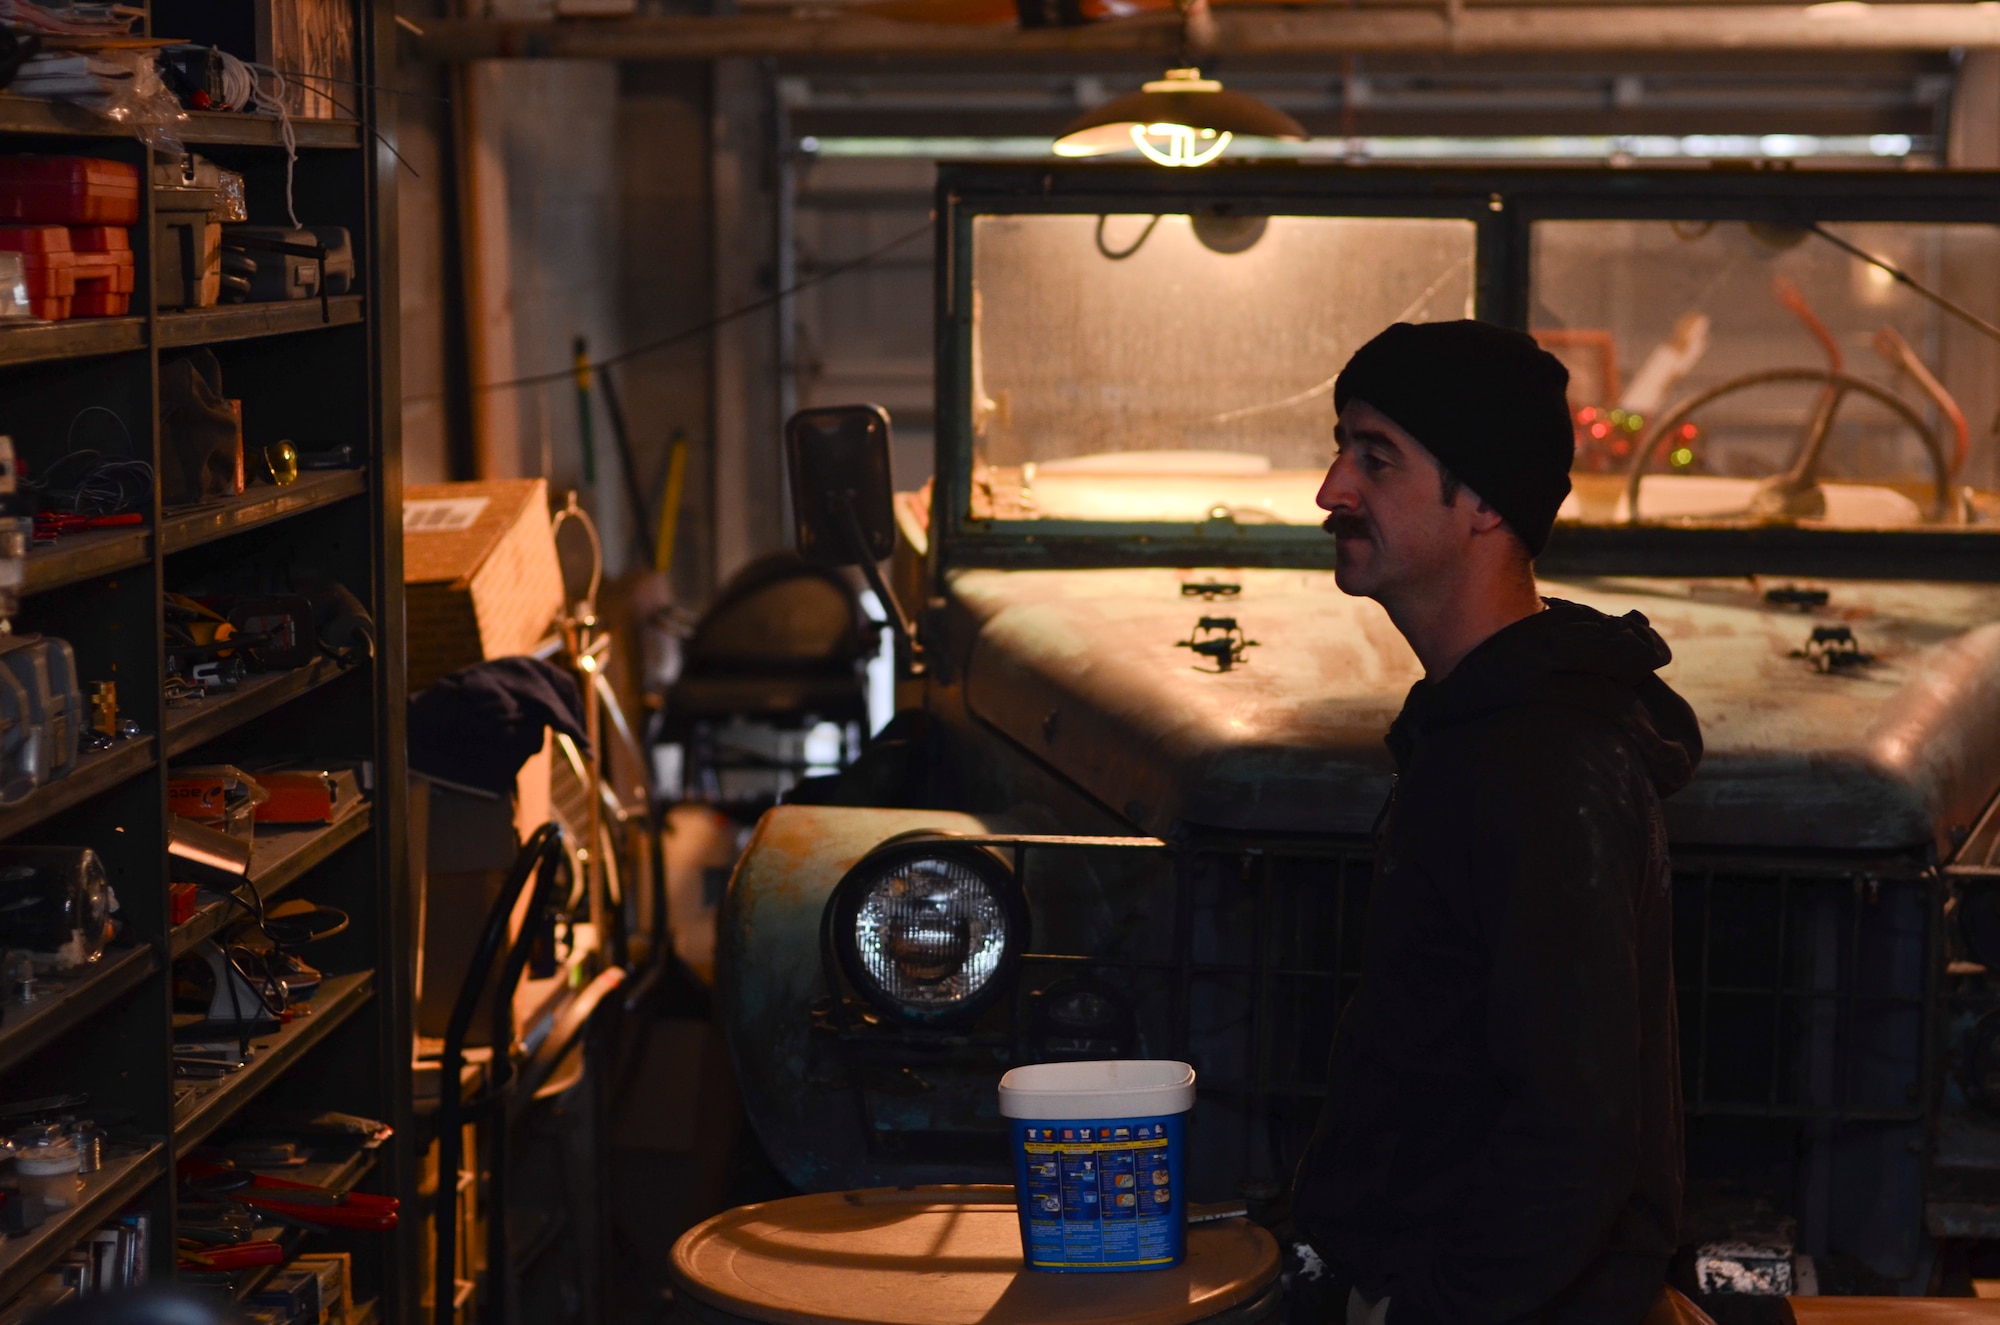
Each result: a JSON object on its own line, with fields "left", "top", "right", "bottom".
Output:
{"left": 1054, "top": 78, "right": 1308, "bottom": 158}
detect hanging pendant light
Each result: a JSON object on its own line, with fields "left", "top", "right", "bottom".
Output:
{"left": 1053, "top": 66, "right": 1308, "bottom": 166}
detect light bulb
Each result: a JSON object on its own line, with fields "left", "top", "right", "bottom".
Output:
{"left": 1130, "top": 123, "right": 1233, "bottom": 168}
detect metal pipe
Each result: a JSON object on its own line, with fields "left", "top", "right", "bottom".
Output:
{"left": 409, "top": 5, "right": 2000, "bottom": 63}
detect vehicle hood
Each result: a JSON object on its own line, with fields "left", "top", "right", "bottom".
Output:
{"left": 952, "top": 567, "right": 2000, "bottom": 852}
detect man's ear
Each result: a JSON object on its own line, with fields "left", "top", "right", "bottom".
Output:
{"left": 1466, "top": 498, "right": 1508, "bottom": 536}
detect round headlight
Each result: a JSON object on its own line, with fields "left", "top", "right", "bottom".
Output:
{"left": 830, "top": 843, "right": 1026, "bottom": 1025}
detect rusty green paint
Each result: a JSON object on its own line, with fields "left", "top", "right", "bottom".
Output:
{"left": 717, "top": 805, "right": 999, "bottom": 1190}
{"left": 952, "top": 566, "right": 2000, "bottom": 854}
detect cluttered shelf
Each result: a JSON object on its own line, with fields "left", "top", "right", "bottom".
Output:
{"left": 160, "top": 468, "right": 367, "bottom": 556}
{"left": 163, "top": 658, "right": 351, "bottom": 760}
{"left": 156, "top": 295, "right": 364, "bottom": 349}
{"left": 0, "top": 315, "right": 143, "bottom": 368}
{"left": 170, "top": 806, "right": 375, "bottom": 959}
{"left": 172, "top": 969, "right": 374, "bottom": 1151}
{"left": 0, "top": 92, "right": 131, "bottom": 139}
{"left": 0, "top": 944, "right": 155, "bottom": 1077}
{"left": 23, "top": 524, "right": 150, "bottom": 595}
{"left": 0, "top": 736, "right": 154, "bottom": 844}
{"left": 222, "top": 1148, "right": 379, "bottom": 1303}
{"left": 0, "top": 1144, "right": 164, "bottom": 1308}
{"left": 0, "top": 97, "right": 363, "bottom": 151}
{"left": 181, "top": 111, "right": 364, "bottom": 151}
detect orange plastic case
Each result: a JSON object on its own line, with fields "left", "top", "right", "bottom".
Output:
{"left": 0, "top": 157, "right": 141, "bottom": 226}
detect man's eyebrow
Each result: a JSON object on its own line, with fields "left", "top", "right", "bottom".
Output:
{"left": 1339, "top": 426, "right": 1403, "bottom": 454}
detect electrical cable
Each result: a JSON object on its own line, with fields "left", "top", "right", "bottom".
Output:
{"left": 213, "top": 49, "right": 299, "bottom": 228}
{"left": 406, "top": 215, "right": 934, "bottom": 406}
{"left": 33, "top": 410, "right": 152, "bottom": 514}
{"left": 1806, "top": 221, "right": 2000, "bottom": 346}
{"left": 1104, "top": 214, "right": 1168, "bottom": 260}
{"left": 266, "top": 67, "right": 420, "bottom": 180}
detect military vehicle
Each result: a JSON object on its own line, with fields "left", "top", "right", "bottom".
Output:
{"left": 717, "top": 162, "right": 2000, "bottom": 1293}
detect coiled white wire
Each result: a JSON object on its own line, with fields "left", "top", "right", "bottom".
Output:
{"left": 212, "top": 48, "right": 300, "bottom": 228}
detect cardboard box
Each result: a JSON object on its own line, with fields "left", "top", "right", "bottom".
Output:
{"left": 414, "top": 777, "right": 522, "bottom": 1042}
{"left": 403, "top": 479, "right": 563, "bottom": 693}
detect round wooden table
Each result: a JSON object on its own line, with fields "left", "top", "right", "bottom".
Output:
{"left": 669, "top": 1185, "right": 1282, "bottom": 1325}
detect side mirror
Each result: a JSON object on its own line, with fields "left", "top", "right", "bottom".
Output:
{"left": 785, "top": 404, "right": 896, "bottom": 567}
{"left": 783, "top": 404, "right": 920, "bottom": 667}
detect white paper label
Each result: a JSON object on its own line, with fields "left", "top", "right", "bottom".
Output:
{"left": 403, "top": 497, "right": 490, "bottom": 533}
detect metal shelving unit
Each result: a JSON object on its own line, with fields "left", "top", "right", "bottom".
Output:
{"left": 164, "top": 658, "right": 355, "bottom": 757}
{"left": 172, "top": 971, "right": 377, "bottom": 1150}
{"left": 0, "top": 738, "right": 155, "bottom": 840}
{"left": 25, "top": 526, "right": 151, "bottom": 593}
{"left": 170, "top": 807, "right": 375, "bottom": 957}
{"left": 0, "top": 1147, "right": 167, "bottom": 1306}
{"left": 156, "top": 295, "right": 367, "bottom": 349}
{"left": 0, "top": 946, "right": 158, "bottom": 1076}
{"left": 0, "top": 0, "right": 410, "bottom": 1309}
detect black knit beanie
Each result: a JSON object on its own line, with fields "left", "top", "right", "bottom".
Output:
{"left": 1332, "top": 320, "right": 1574, "bottom": 556}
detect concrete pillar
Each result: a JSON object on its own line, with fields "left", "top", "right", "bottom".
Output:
{"left": 709, "top": 59, "right": 783, "bottom": 589}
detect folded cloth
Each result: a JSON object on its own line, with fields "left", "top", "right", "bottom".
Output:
{"left": 408, "top": 656, "right": 589, "bottom": 797}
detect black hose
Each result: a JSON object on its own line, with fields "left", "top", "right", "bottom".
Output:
{"left": 434, "top": 823, "right": 568, "bottom": 1325}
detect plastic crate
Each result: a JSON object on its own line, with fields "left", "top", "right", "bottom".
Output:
{"left": 0, "top": 157, "right": 141, "bottom": 227}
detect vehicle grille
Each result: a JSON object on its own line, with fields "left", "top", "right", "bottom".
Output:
{"left": 996, "top": 837, "right": 1938, "bottom": 1202}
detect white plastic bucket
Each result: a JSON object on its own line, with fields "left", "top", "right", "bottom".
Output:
{"left": 998, "top": 1060, "right": 1196, "bottom": 1272}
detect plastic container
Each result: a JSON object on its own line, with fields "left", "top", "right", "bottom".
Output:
{"left": 0, "top": 254, "right": 27, "bottom": 322}
{"left": 998, "top": 1059, "right": 1195, "bottom": 1272}
{"left": 0, "top": 225, "right": 70, "bottom": 254}
{"left": 73, "top": 247, "right": 135, "bottom": 317}
{"left": 19, "top": 256, "right": 76, "bottom": 299}
{"left": 14, "top": 1131, "right": 79, "bottom": 1217}
{"left": 67, "top": 226, "right": 130, "bottom": 254}
{"left": 71, "top": 292, "right": 131, "bottom": 317}
{"left": 0, "top": 230, "right": 78, "bottom": 319}
{"left": 0, "top": 158, "right": 140, "bottom": 227}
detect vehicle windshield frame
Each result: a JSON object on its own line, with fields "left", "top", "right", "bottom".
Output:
{"left": 930, "top": 161, "right": 2000, "bottom": 585}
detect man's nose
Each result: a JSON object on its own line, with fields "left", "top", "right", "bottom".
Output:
{"left": 1317, "top": 455, "right": 1357, "bottom": 513}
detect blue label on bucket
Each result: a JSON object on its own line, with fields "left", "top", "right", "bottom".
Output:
{"left": 1010, "top": 1114, "right": 1186, "bottom": 1271}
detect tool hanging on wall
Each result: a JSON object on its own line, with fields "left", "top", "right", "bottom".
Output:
{"left": 656, "top": 429, "right": 688, "bottom": 575}
{"left": 593, "top": 355, "right": 659, "bottom": 569}
{"left": 572, "top": 337, "right": 597, "bottom": 486}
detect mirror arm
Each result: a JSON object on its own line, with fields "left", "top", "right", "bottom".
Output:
{"left": 832, "top": 492, "right": 922, "bottom": 665}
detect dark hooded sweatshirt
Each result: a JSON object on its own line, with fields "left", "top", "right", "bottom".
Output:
{"left": 1292, "top": 598, "right": 1702, "bottom": 1325}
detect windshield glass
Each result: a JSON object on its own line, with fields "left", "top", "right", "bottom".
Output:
{"left": 1533, "top": 219, "right": 2000, "bottom": 529}
{"left": 966, "top": 213, "right": 1476, "bottom": 524}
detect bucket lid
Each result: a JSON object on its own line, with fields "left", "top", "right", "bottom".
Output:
{"left": 997, "top": 1060, "right": 1195, "bottom": 1120}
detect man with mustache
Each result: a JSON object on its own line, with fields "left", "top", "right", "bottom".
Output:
{"left": 1290, "top": 321, "right": 1704, "bottom": 1325}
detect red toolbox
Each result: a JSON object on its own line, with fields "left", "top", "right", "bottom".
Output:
{"left": 0, "top": 157, "right": 140, "bottom": 227}
{"left": 73, "top": 256, "right": 133, "bottom": 292}
{"left": 0, "top": 225, "right": 134, "bottom": 317}
{"left": 71, "top": 254, "right": 133, "bottom": 316}
{"left": 0, "top": 224, "right": 69, "bottom": 254}
{"left": 65, "top": 225, "right": 133, "bottom": 316}
{"left": 67, "top": 225, "right": 130, "bottom": 253}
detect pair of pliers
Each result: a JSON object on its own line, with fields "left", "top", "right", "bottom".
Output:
{"left": 177, "top": 1238, "right": 286, "bottom": 1270}
{"left": 180, "top": 1160, "right": 400, "bottom": 1231}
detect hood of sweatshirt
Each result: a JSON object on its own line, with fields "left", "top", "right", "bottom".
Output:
{"left": 1385, "top": 597, "right": 1701, "bottom": 800}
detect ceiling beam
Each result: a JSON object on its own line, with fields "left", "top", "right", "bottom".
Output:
{"left": 409, "top": 4, "right": 2000, "bottom": 62}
